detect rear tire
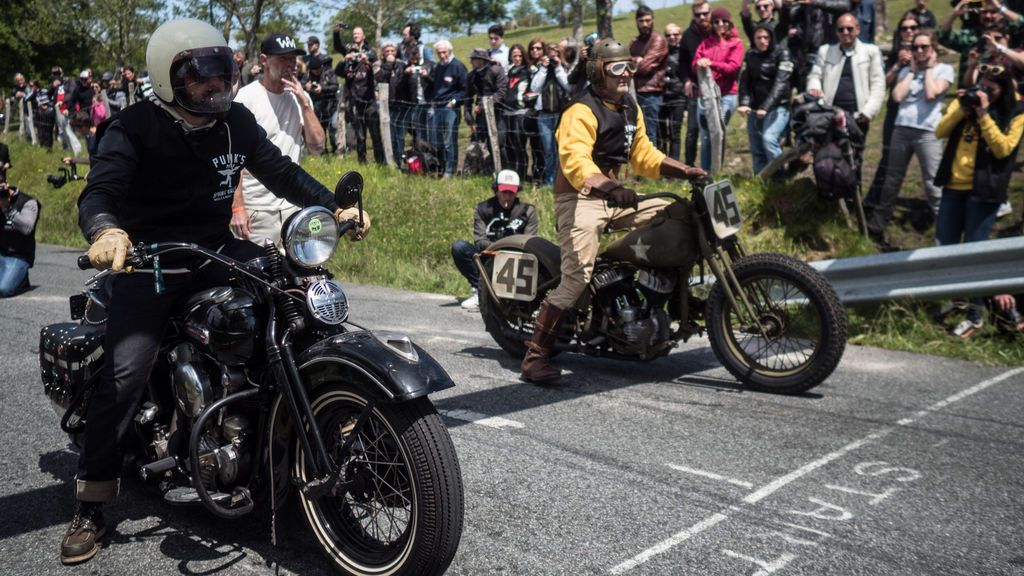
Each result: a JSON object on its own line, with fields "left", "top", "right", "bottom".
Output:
{"left": 478, "top": 254, "right": 561, "bottom": 359}
{"left": 706, "top": 253, "right": 846, "bottom": 395}
{"left": 293, "top": 385, "right": 464, "bottom": 575}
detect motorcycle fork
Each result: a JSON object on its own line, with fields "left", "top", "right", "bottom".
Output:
{"left": 696, "top": 220, "right": 769, "bottom": 335}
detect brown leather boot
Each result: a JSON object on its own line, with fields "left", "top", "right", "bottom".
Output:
{"left": 521, "top": 301, "right": 565, "bottom": 383}
{"left": 60, "top": 501, "right": 106, "bottom": 565}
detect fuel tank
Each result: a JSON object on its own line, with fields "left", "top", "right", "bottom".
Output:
{"left": 601, "top": 200, "right": 700, "bottom": 268}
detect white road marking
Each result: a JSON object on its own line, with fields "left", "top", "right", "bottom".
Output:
{"left": 439, "top": 409, "right": 525, "bottom": 430}
{"left": 12, "top": 295, "right": 68, "bottom": 303}
{"left": 667, "top": 464, "right": 755, "bottom": 489}
{"left": 609, "top": 367, "right": 1024, "bottom": 573}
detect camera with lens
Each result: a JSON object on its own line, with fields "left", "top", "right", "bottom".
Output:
{"left": 583, "top": 32, "right": 599, "bottom": 48}
{"left": 47, "top": 164, "right": 81, "bottom": 189}
{"left": 960, "top": 84, "right": 989, "bottom": 109}
{"left": 334, "top": 21, "right": 350, "bottom": 30}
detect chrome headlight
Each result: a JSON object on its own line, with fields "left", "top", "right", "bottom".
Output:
{"left": 284, "top": 207, "right": 340, "bottom": 267}
{"left": 306, "top": 279, "right": 349, "bottom": 325}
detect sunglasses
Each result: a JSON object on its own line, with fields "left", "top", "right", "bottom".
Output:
{"left": 990, "top": 34, "right": 1006, "bottom": 41}
{"left": 530, "top": 46, "right": 543, "bottom": 50}
{"left": 605, "top": 60, "right": 638, "bottom": 76}
{"left": 900, "top": 25, "right": 919, "bottom": 31}
{"left": 912, "top": 44, "right": 931, "bottom": 51}
{"left": 695, "top": 11, "right": 711, "bottom": 17}
{"left": 667, "top": 33, "right": 682, "bottom": 37}
{"left": 979, "top": 63, "right": 1006, "bottom": 76}
{"left": 757, "top": 3, "right": 773, "bottom": 8}
{"left": 837, "top": 26, "right": 857, "bottom": 32}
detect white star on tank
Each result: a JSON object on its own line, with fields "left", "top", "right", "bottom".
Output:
{"left": 630, "top": 238, "right": 650, "bottom": 262}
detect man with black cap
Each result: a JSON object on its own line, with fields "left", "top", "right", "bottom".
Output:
{"left": 0, "top": 175, "right": 39, "bottom": 297}
{"left": 304, "top": 35, "right": 329, "bottom": 69}
{"left": 230, "top": 32, "right": 326, "bottom": 248}
{"left": 303, "top": 51, "right": 340, "bottom": 155}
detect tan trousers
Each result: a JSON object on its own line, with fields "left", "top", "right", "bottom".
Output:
{"left": 247, "top": 205, "right": 300, "bottom": 250}
{"left": 546, "top": 193, "right": 669, "bottom": 310}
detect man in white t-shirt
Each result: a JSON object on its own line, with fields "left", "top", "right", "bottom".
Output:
{"left": 230, "top": 33, "right": 325, "bottom": 248}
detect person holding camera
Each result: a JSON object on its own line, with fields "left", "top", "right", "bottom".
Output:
{"left": 0, "top": 176, "right": 38, "bottom": 297}
{"left": 867, "top": 30, "right": 954, "bottom": 246}
{"left": 394, "top": 49, "right": 434, "bottom": 153}
{"left": 399, "top": 22, "right": 434, "bottom": 65}
{"left": 529, "top": 43, "right": 570, "bottom": 185}
{"left": 940, "top": 0, "right": 1023, "bottom": 84}
{"left": 334, "top": 24, "right": 384, "bottom": 164}
{"left": 231, "top": 33, "right": 327, "bottom": 249}
{"left": 304, "top": 54, "right": 340, "bottom": 155}
{"left": 932, "top": 59, "right": 1024, "bottom": 338}
{"left": 451, "top": 169, "right": 538, "bottom": 311}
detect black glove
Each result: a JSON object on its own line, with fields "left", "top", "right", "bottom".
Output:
{"left": 609, "top": 186, "right": 639, "bottom": 210}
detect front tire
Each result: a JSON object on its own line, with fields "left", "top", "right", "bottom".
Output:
{"left": 706, "top": 253, "right": 847, "bottom": 395}
{"left": 294, "top": 385, "right": 464, "bottom": 575}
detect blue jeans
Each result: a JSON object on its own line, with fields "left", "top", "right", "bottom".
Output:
{"left": 746, "top": 107, "right": 791, "bottom": 175}
{"left": 697, "top": 94, "right": 737, "bottom": 171}
{"left": 537, "top": 112, "right": 560, "bottom": 185}
{"left": 935, "top": 189, "right": 999, "bottom": 246}
{"left": 451, "top": 240, "right": 479, "bottom": 290}
{"left": 0, "top": 255, "right": 29, "bottom": 297}
{"left": 430, "top": 106, "right": 461, "bottom": 176}
{"left": 636, "top": 93, "right": 663, "bottom": 147}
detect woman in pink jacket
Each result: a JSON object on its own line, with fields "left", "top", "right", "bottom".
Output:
{"left": 692, "top": 7, "right": 745, "bottom": 170}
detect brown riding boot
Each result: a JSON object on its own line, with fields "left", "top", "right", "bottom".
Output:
{"left": 60, "top": 501, "right": 106, "bottom": 565}
{"left": 521, "top": 301, "right": 565, "bottom": 383}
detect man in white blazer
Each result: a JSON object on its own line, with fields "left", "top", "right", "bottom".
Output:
{"left": 806, "top": 12, "right": 885, "bottom": 133}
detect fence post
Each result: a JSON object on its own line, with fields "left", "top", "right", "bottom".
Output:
{"left": 698, "top": 67, "right": 724, "bottom": 175}
{"left": 26, "top": 104, "right": 38, "bottom": 145}
{"left": 378, "top": 83, "right": 394, "bottom": 168}
{"left": 483, "top": 95, "right": 502, "bottom": 172}
{"left": 3, "top": 98, "right": 10, "bottom": 134}
{"left": 337, "top": 92, "right": 348, "bottom": 157}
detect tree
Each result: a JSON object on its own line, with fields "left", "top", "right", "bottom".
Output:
{"left": 176, "top": 0, "right": 314, "bottom": 62}
{"left": 596, "top": 0, "right": 613, "bottom": 39}
{"left": 570, "top": 0, "right": 584, "bottom": 41}
{"left": 537, "top": 0, "right": 568, "bottom": 27}
{"left": 428, "top": 0, "right": 507, "bottom": 36}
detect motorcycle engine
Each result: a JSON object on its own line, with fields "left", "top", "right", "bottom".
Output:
{"left": 592, "top": 265, "right": 674, "bottom": 357}
{"left": 166, "top": 343, "right": 252, "bottom": 487}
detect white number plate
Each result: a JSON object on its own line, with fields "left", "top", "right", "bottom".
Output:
{"left": 703, "top": 179, "right": 743, "bottom": 240}
{"left": 491, "top": 251, "right": 538, "bottom": 302}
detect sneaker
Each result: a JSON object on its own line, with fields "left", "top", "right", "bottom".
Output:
{"left": 461, "top": 292, "right": 479, "bottom": 311}
{"left": 934, "top": 299, "right": 969, "bottom": 322}
{"left": 997, "top": 201, "right": 1013, "bottom": 218}
{"left": 950, "top": 318, "right": 983, "bottom": 340}
{"left": 60, "top": 502, "right": 106, "bottom": 565}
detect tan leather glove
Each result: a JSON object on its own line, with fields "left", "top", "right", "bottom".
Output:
{"left": 88, "top": 228, "right": 132, "bottom": 271}
{"left": 334, "top": 207, "right": 371, "bottom": 241}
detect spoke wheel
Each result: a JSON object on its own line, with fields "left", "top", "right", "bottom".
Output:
{"left": 707, "top": 253, "right": 847, "bottom": 394}
{"left": 294, "top": 384, "right": 463, "bottom": 575}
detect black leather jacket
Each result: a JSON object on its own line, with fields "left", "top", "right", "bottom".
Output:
{"left": 663, "top": 43, "right": 686, "bottom": 102}
{"left": 78, "top": 101, "right": 336, "bottom": 263}
{"left": 739, "top": 44, "right": 794, "bottom": 111}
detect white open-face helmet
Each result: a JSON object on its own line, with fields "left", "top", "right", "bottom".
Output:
{"left": 147, "top": 18, "right": 237, "bottom": 115}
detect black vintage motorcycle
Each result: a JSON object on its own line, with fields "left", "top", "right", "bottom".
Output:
{"left": 39, "top": 173, "right": 464, "bottom": 575}
{"left": 475, "top": 178, "right": 848, "bottom": 395}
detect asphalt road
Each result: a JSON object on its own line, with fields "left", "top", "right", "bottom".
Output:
{"left": 2, "top": 245, "right": 1022, "bottom": 575}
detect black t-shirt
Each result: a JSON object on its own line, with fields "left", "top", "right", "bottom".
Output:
{"left": 832, "top": 54, "right": 858, "bottom": 114}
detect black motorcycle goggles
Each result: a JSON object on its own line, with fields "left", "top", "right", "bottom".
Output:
{"left": 605, "top": 60, "right": 638, "bottom": 77}
{"left": 170, "top": 47, "right": 238, "bottom": 114}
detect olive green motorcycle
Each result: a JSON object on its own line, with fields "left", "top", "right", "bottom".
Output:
{"left": 474, "top": 179, "right": 847, "bottom": 395}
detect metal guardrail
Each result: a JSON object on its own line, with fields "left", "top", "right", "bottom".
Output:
{"left": 808, "top": 237, "right": 1024, "bottom": 305}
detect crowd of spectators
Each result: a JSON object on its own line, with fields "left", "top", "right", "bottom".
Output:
{"left": 3, "top": 4, "right": 1023, "bottom": 333}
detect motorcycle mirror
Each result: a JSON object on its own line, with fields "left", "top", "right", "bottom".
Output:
{"left": 335, "top": 171, "right": 363, "bottom": 208}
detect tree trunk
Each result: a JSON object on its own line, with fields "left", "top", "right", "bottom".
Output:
{"left": 376, "top": 2, "right": 384, "bottom": 50}
{"left": 558, "top": 0, "right": 567, "bottom": 27}
{"left": 596, "top": 0, "right": 613, "bottom": 39}
{"left": 876, "top": 0, "right": 888, "bottom": 38}
{"left": 571, "top": 0, "right": 583, "bottom": 42}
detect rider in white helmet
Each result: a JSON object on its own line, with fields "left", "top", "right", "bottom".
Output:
{"left": 62, "top": 19, "right": 369, "bottom": 565}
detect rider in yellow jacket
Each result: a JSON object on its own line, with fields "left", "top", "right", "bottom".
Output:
{"left": 521, "top": 38, "right": 707, "bottom": 383}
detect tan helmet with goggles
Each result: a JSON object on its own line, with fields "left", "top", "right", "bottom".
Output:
{"left": 585, "top": 39, "right": 636, "bottom": 84}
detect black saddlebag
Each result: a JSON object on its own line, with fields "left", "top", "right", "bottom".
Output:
{"left": 39, "top": 323, "right": 105, "bottom": 416}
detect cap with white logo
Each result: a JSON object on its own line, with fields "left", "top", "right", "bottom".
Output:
{"left": 495, "top": 169, "right": 520, "bottom": 193}
{"left": 260, "top": 33, "right": 306, "bottom": 56}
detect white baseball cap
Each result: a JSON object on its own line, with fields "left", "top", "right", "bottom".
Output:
{"left": 495, "top": 169, "right": 520, "bottom": 193}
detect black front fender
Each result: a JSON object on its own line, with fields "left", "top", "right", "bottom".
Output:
{"left": 296, "top": 330, "right": 454, "bottom": 402}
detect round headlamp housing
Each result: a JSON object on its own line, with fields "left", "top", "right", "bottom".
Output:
{"left": 283, "top": 207, "right": 340, "bottom": 268}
